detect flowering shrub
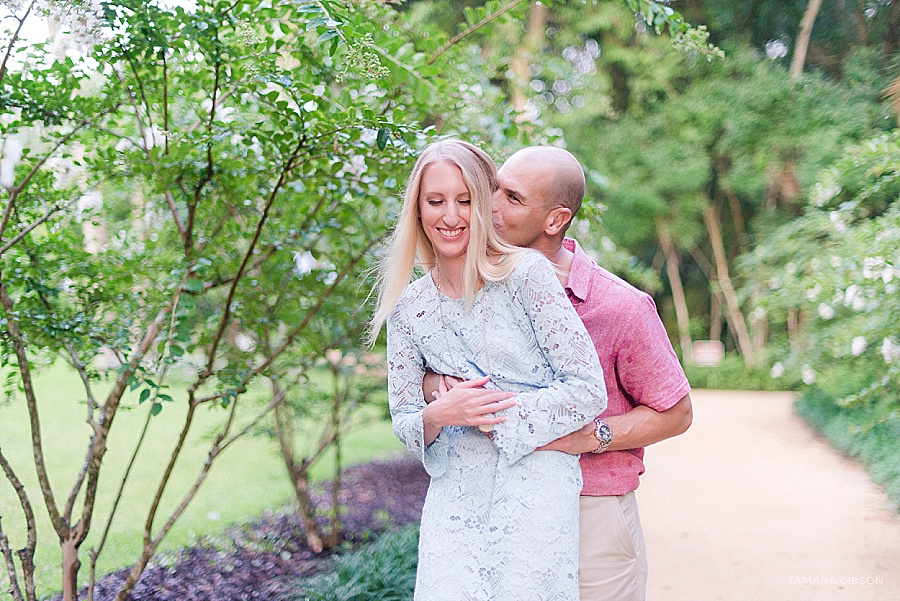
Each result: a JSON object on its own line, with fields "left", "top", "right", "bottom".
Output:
{"left": 741, "top": 132, "right": 899, "bottom": 420}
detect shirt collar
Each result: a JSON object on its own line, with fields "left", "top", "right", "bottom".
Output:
{"left": 563, "top": 237, "right": 592, "bottom": 302}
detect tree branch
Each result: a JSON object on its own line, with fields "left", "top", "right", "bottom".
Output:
{"left": 87, "top": 396, "right": 154, "bottom": 596}
{"left": 427, "top": 0, "right": 528, "bottom": 65}
{"left": 0, "top": 446, "right": 36, "bottom": 601}
{"left": 0, "top": 0, "right": 36, "bottom": 87}
{"left": 60, "top": 341, "right": 100, "bottom": 523}
{"left": 191, "top": 135, "right": 308, "bottom": 391}
{"left": 0, "top": 282, "right": 66, "bottom": 537}
{"left": 77, "top": 306, "right": 171, "bottom": 542}
{"left": 0, "top": 196, "right": 80, "bottom": 257}
{"left": 0, "top": 517, "right": 25, "bottom": 601}
{"left": 184, "top": 39, "right": 222, "bottom": 258}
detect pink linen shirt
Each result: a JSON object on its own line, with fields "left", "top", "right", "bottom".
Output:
{"left": 563, "top": 238, "right": 691, "bottom": 496}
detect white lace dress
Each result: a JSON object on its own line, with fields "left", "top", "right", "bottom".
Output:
{"left": 386, "top": 250, "right": 607, "bottom": 601}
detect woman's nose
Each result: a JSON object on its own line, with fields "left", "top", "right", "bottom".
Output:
{"left": 442, "top": 201, "right": 460, "bottom": 225}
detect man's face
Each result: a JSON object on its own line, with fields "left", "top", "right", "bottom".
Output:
{"left": 492, "top": 156, "right": 551, "bottom": 248}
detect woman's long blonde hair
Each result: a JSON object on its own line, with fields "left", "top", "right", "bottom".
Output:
{"left": 368, "top": 139, "right": 523, "bottom": 344}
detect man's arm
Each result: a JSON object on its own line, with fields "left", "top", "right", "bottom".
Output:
{"left": 537, "top": 393, "right": 692, "bottom": 454}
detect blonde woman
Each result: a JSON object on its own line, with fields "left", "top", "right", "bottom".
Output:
{"left": 370, "top": 139, "right": 607, "bottom": 600}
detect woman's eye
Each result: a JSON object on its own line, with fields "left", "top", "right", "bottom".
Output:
{"left": 427, "top": 199, "right": 442, "bottom": 206}
{"left": 459, "top": 199, "right": 471, "bottom": 205}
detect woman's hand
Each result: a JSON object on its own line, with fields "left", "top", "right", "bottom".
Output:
{"left": 422, "top": 376, "right": 516, "bottom": 444}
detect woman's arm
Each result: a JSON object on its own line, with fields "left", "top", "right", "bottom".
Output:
{"left": 491, "top": 255, "right": 608, "bottom": 464}
{"left": 387, "top": 305, "right": 516, "bottom": 474}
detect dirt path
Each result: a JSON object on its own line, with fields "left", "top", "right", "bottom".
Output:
{"left": 638, "top": 389, "right": 899, "bottom": 601}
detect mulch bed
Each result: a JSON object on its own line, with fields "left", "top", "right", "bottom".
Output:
{"left": 65, "top": 456, "right": 428, "bottom": 601}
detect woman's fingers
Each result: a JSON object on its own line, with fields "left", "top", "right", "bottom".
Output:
{"left": 456, "top": 375, "right": 491, "bottom": 389}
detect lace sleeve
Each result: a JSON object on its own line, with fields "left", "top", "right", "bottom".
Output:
{"left": 492, "top": 255, "right": 607, "bottom": 464}
{"left": 386, "top": 303, "right": 449, "bottom": 477}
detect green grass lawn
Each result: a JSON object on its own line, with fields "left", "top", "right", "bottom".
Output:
{"left": 0, "top": 362, "right": 402, "bottom": 598}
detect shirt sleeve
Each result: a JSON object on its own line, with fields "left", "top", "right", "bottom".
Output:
{"left": 491, "top": 254, "right": 608, "bottom": 464}
{"left": 615, "top": 295, "right": 691, "bottom": 412}
{"left": 386, "top": 302, "right": 449, "bottom": 477}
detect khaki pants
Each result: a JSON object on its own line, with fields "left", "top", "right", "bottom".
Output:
{"left": 578, "top": 492, "right": 647, "bottom": 601}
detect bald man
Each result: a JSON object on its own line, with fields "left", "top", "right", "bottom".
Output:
{"left": 424, "top": 146, "right": 692, "bottom": 599}
{"left": 491, "top": 146, "right": 692, "bottom": 601}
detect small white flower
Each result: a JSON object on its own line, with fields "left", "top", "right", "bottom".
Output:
{"left": 206, "top": 511, "right": 220, "bottom": 521}
{"left": 801, "top": 364, "right": 816, "bottom": 385}
{"left": 883, "top": 266, "right": 894, "bottom": 283}
{"left": 850, "top": 336, "right": 867, "bottom": 356}
{"left": 601, "top": 236, "right": 616, "bottom": 252}
{"left": 829, "top": 211, "right": 847, "bottom": 232}
{"left": 830, "top": 256, "right": 842, "bottom": 268}
{"left": 862, "top": 257, "right": 884, "bottom": 279}
{"left": 234, "top": 332, "right": 256, "bottom": 352}
{"left": 817, "top": 304, "right": 835, "bottom": 320}
{"left": 810, "top": 179, "right": 840, "bottom": 207}
{"left": 844, "top": 285, "right": 860, "bottom": 307}
{"left": 0, "top": 134, "right": 24, "bottom": 189}
{"left": 770, "top": 362, "right": 785, "bottom": 378}
{"left": 805, "top": 284, "right": 821, "bottom": 301}
{"left": 882, "top": 338, "right": 900, "bottom": 364}
{"left": 785, "top": 262, "right": 797, "bottom": 275}
{"left": 293, "top": 250, "right": 316, "bottom": 276}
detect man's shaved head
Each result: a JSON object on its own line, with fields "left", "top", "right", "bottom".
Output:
{"left": 503, "top": 146, "right": 585, "bottom": 218}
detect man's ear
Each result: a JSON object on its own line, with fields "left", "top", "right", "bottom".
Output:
{"left": 544, "top": 206, "right": 573, "bottom": 236}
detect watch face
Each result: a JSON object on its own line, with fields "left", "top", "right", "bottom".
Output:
{"left": 597, "top": 423, "right": 612, "bottom": 443}
{"left": 592, "top": 418, "right": 612, "bottom": 453}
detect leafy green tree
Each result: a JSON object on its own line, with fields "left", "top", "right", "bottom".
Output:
{"left": 561, "top": 48, "right": 885, "bottom": 365}
{"left": 0, "top": 0, "right": 432, "bottom": 598}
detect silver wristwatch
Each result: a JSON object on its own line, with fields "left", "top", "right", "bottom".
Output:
{"left": 590, "top": 416, "right": 612, "bottom": 454}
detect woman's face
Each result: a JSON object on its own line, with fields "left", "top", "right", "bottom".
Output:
{"left": 418, "top": 160, "right": 472, "bottom": 263}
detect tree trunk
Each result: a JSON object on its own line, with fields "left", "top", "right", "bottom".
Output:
{"left": 749, "top": 303, "right": 768, "bottom": 357}
{"left": 787, "top": 308, "right": 800, "bottom": 354}
{"left": 509, "top": 2, "right": 548, "bottom": 115}
{"left": 702, "top": 206, "right": 755, "bottom": 366}
{"left": 273, "top": 397, "right": 325, "bottom": 553}
{"left": 723, "top": 187, "right": 746, "bottom": 251}
{"left": 789, "top": 0, "right": 823, "bottom": 80}
{"left": 709, "top": 289, "right": 723, "bottom": 341}
{"left": 656, "top": 222, "right": 693, "bottom": 363}
{"left": 327, "top": 362, "right": 344, "bottom": 548}
{"left": 60, "top": 531, "right": 81, "bottom": 601}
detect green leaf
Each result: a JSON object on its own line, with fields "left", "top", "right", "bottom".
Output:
{"left": 376, "top": 127, "right": 390, "bottom": 151}
{"left": 317, "top": 29, "right": 338, "bottom": 43}
{"left": 139, "top": 388, "right": 151, "bottom": 404}
{"left": 151, "top": 402, "right": 163, "bottom": 416}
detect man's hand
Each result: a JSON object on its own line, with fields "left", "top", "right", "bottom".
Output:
{"left": 423, "top": 370, "right": 463, "bottom": 403}
{"left": 536, "top": 422, "right": 599, "bottom": 454}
